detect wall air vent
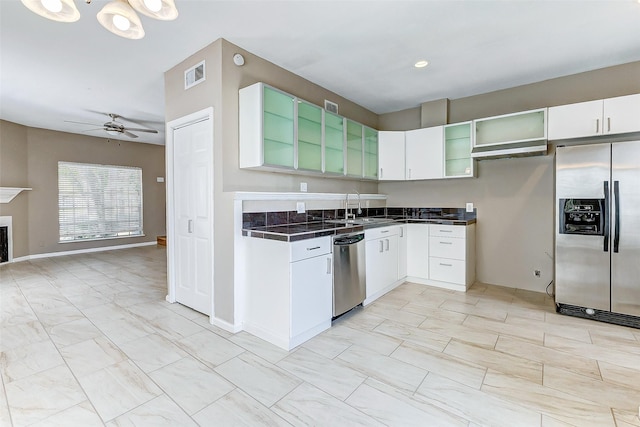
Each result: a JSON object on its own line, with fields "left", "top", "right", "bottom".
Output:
{"left": 185, "top": 60, "right": 205, "bottom": 90}
{"left": 324, "top": 100, "right": 338, "bottom": 114}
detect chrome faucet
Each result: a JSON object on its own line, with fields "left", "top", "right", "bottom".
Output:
{"left": 345, "top": 191, "right": 362, "bottom": 220}
{"left": 345, "top": 193, "right": 355, "bottom": 220}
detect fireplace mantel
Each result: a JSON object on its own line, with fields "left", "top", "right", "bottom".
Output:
{"left": 0, "top": 187, "right": 32, "bottom": 203}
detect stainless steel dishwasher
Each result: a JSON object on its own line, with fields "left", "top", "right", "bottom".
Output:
{"left": 332, "top": 232, "right": 366, "bottom": 318}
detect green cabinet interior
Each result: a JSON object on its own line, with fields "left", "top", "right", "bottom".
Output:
{"left": 444, "top": 122, "right": 473, "bottom": 177}
{"left": 364, "top": 127, "right": 378, "bottom": 179}
{"left": 297, "top": 101, "right": 323, "bottom": 172}
{"left": 346, "top": 120, "right": 363, "bottom": 177}
{"left": 324, "top": 112, "right": 345, "bottom": 174}
{"left": 263, "top": 86, "right": 295, "bottom": 168}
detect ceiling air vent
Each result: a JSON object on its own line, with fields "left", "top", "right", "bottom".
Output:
{"left": 185, "top": 60, "right": 205, "bottom": 90}
{"left": 324, "top": 100, "right": 338, "bottom": 114}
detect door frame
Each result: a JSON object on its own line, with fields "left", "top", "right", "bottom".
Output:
{"left": 165, "top": 107, "right": 214, "bottom": 315}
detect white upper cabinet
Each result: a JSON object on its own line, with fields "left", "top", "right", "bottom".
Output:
{"left": 548, "top": 94, "right": 640, "bottom": 140}
{"left": 378, "top": 131, "right": 406, "bottom": 180}
{"left": 406, "top": 126, "right": 443, "bottom": 180}
{"left": 603, "top": 94, "right": 640, "bottom": 135}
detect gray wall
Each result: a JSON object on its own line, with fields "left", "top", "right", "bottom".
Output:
{"left": 379, "top": 61, "right": 640, "bottom": 292}
{"left": 0, "top": 121, "right": 166, "bottom": 258}
{"left": 0, "top": 121, "right": 29, "bottom": 258}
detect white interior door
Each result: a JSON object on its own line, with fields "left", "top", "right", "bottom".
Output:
{"left": 172, "top": 118, "right": 213, "bottom": 315}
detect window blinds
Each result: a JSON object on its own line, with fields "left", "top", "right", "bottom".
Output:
{"left": 58, "top": 161, "right": 143, "bottom": 242}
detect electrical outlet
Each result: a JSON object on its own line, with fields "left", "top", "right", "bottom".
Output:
{"left": 466, "top": 202, "right": 474, "bottom": 212}
{"left": 296, "top": 202, "right": 305, "bottom": 214}
{"left": 300, "top": 182, "right": 307, "bottom": 192}
{"left": 534, "top": 270, "right": 541, "bottom": 278}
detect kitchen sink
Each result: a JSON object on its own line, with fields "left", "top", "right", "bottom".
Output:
{"left": 326, "top": 217, "right": 395, "bottom": 226}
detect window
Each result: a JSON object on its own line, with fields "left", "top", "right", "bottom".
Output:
{"left": 58, "top": 162, "right": 143, "bottom": 242}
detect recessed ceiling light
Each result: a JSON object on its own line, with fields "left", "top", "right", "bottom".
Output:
{"left": 414, "top": 60, "right": 429, "bottom": 68}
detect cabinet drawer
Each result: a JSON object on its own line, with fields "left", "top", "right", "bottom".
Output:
{"left": 429, "top": 237, "right": 465, "bottom": 260}
{"left": 365, "top": 225, "right": 398, "bottom": 241}
{"left": 290, "top": 236, "right": 331, "bottom": 262}
{"left": 429, "top": 257, "right": 465, "bottom": 284}
{"left": 430, "top": 224, "right": 465, "bottom": 238}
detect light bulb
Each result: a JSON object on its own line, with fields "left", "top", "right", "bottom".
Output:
{"left": 41, "top": 0, "right": 62, "bottom": 12}
{"left": 112, "top": 14, "right": 131, "bottom": 31}
{"left": 414, "top": 60, "right": 429, "bottom": 68}
{"left": 143, "top": 0, "right": 162, "bottom": 12}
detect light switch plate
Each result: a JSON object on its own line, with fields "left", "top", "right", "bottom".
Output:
{"left": 157, "top": 177, "right": 165, "bottom": 183}
{"left": 296, "top": 202, "right": 305, "bottom": 213}
{"left": 300, "top": 182, "right": 307, "bottom": 192}
{"left": 466, "top": 202, "right": 474, "bottom": 212}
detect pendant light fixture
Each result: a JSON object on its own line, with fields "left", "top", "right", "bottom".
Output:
{"left": 97, "top": 0, "right": 145, "bottom": 40}
{"left": 128, "top": 0, "right": 178, "bottom": 20}
{"left": 20, "top": 0, "right": 80, "bottom": 22}
{"left": 20, "top": 0, "right": 178, "bottom": 40}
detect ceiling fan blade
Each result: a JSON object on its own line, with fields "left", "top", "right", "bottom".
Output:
{"left": 123, "top": 130, "right": 139, "bottom": 138}
{"left": 80, "top": 128, "right": 105, "bottom": 133}
{"left": 123, "top": 127, "right": 158, "bottom": 134}
{"left": 65, "top": 120, "right": 103, "bottom": 126}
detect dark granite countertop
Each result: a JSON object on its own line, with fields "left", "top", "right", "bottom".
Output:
{"left": 242, "top": 208, "right": 476, "bottom": 242}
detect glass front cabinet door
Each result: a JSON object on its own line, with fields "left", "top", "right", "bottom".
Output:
{"left": 262, "top": 86, "right": 295, "bottom": 168}
{"left": 239, "top": 83, "right": 295, "bottom": 170}
{"left": 346, "top": 119, "right": 363, "bottom": 178}
{"left": 324, "top": 111, "right": 345, "bottom": 175}
{"left": 363, "top": 126, "right": 378, "bottom": 180}
{"left": 444, "top": 122, "right": 475, "bottom": 178}
{"left": 297, "top": 101, "right": 323, "bottom": 172}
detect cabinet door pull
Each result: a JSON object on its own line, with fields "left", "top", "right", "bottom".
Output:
{"left": 595, "top": 118, "right": 600, "bottom": 134}
{"left": 440, "top": 241, "right": 453, "bottom": 245}
{"left": 439, "top": 263, "right": 453, "bottom": 267}
{"left": 400, "top": 227, "right": 404, "bottom": 238}
{"left": 408, "top": 168, "right": 412, "bottom": 179}
{"left": 439, "top": 229, "right": 452, "bottom": 233}
{"left": 188, "top": 219, "right": 194, "bottom": 233}
{"left": 379, "top": 240, "right": 384, "bottom": 253}
{"left": 306, "top": 246, "right": 321, "bottom": 251}
{"left": 385, "top": 239, "right": 390, "bottom": 251}
{"left": 327, "top": 257, "right": 332, "bottom": 274}
{"left": 380, "top": 168, "right": 383, "bottom": 178}
{"left": 607, "top": 117, "right": 611, "bottom": 133}
{"left": 380, "top": 230, "right": 389, "bottom": 234}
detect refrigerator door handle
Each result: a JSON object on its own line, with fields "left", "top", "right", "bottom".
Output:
{"left": 614, "top": 180, "right": 620, "bottom": 253}
{"left": 604, "top": 181, "right": 610, "bottom": 252}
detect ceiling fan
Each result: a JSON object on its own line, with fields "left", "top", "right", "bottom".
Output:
{"left": 66, "top": 113, "right": 159, "bottom": 139}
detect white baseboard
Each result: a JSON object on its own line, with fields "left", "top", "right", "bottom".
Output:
{"left": 209, "top": 315, "right": 242, "bottom": 334}
{"left": 11, "top": 241, "right": 159, "bottom": 262}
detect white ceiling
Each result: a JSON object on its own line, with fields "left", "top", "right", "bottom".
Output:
{"left": 1, "top": 0, "right": 639, "bottom": 145}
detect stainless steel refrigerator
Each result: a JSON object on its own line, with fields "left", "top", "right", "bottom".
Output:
{"left": 555, "top": 140, "right": 640, "bottom": 326}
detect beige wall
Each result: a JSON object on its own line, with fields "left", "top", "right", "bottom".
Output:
{"left": 0, "top": 121, "right": 166, "bottom": 258}
{"left": 0, "top": 121, "right": 29, "bottom": 258}
{"left": 380, "top": 61, "right": 640, "bottom": 292}
{"left": 164, "top": 38, "right": 380, "bottom": 324}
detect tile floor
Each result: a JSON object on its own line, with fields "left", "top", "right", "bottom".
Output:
{"left": 2, "top": 246, "right": 640, "bottom": 426}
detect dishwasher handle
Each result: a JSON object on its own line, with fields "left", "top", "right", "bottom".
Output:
{"left": 334, "top": 233, "right": 365, "bottom": 246}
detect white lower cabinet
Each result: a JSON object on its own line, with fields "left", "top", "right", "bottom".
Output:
{"left": 403, "top": 223, "right": 476, "bottom": 292}
{"left": 364, "top": 226, "right": 401, "bottom": 304}
{"left": 428, "top": 224, "right": 476, "bottom": 290}
{"left": 243, "top": 236, "right": 332, "bottom": 350}
{"left": 398, "top": 224, "right": 408, "bottom": 279}
{"left": 406, "top": 223, "right": 429, "bottom": 280}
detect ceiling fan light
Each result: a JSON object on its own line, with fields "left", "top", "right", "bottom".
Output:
{"left": 97, "top": 0, "right": 144, "bottom": 40}
{"left": 105, "top": 129, "right": 120, "bottom": 136}
{"left": 128, "top": 0, "right": 178, "bottom": 20}
{"left": 20, "top": 0, "right": 80, "bottom": 22}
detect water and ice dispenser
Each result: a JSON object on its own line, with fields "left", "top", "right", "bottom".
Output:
{"left": 559, "top": 198, "right": 605, "bottom": 236}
